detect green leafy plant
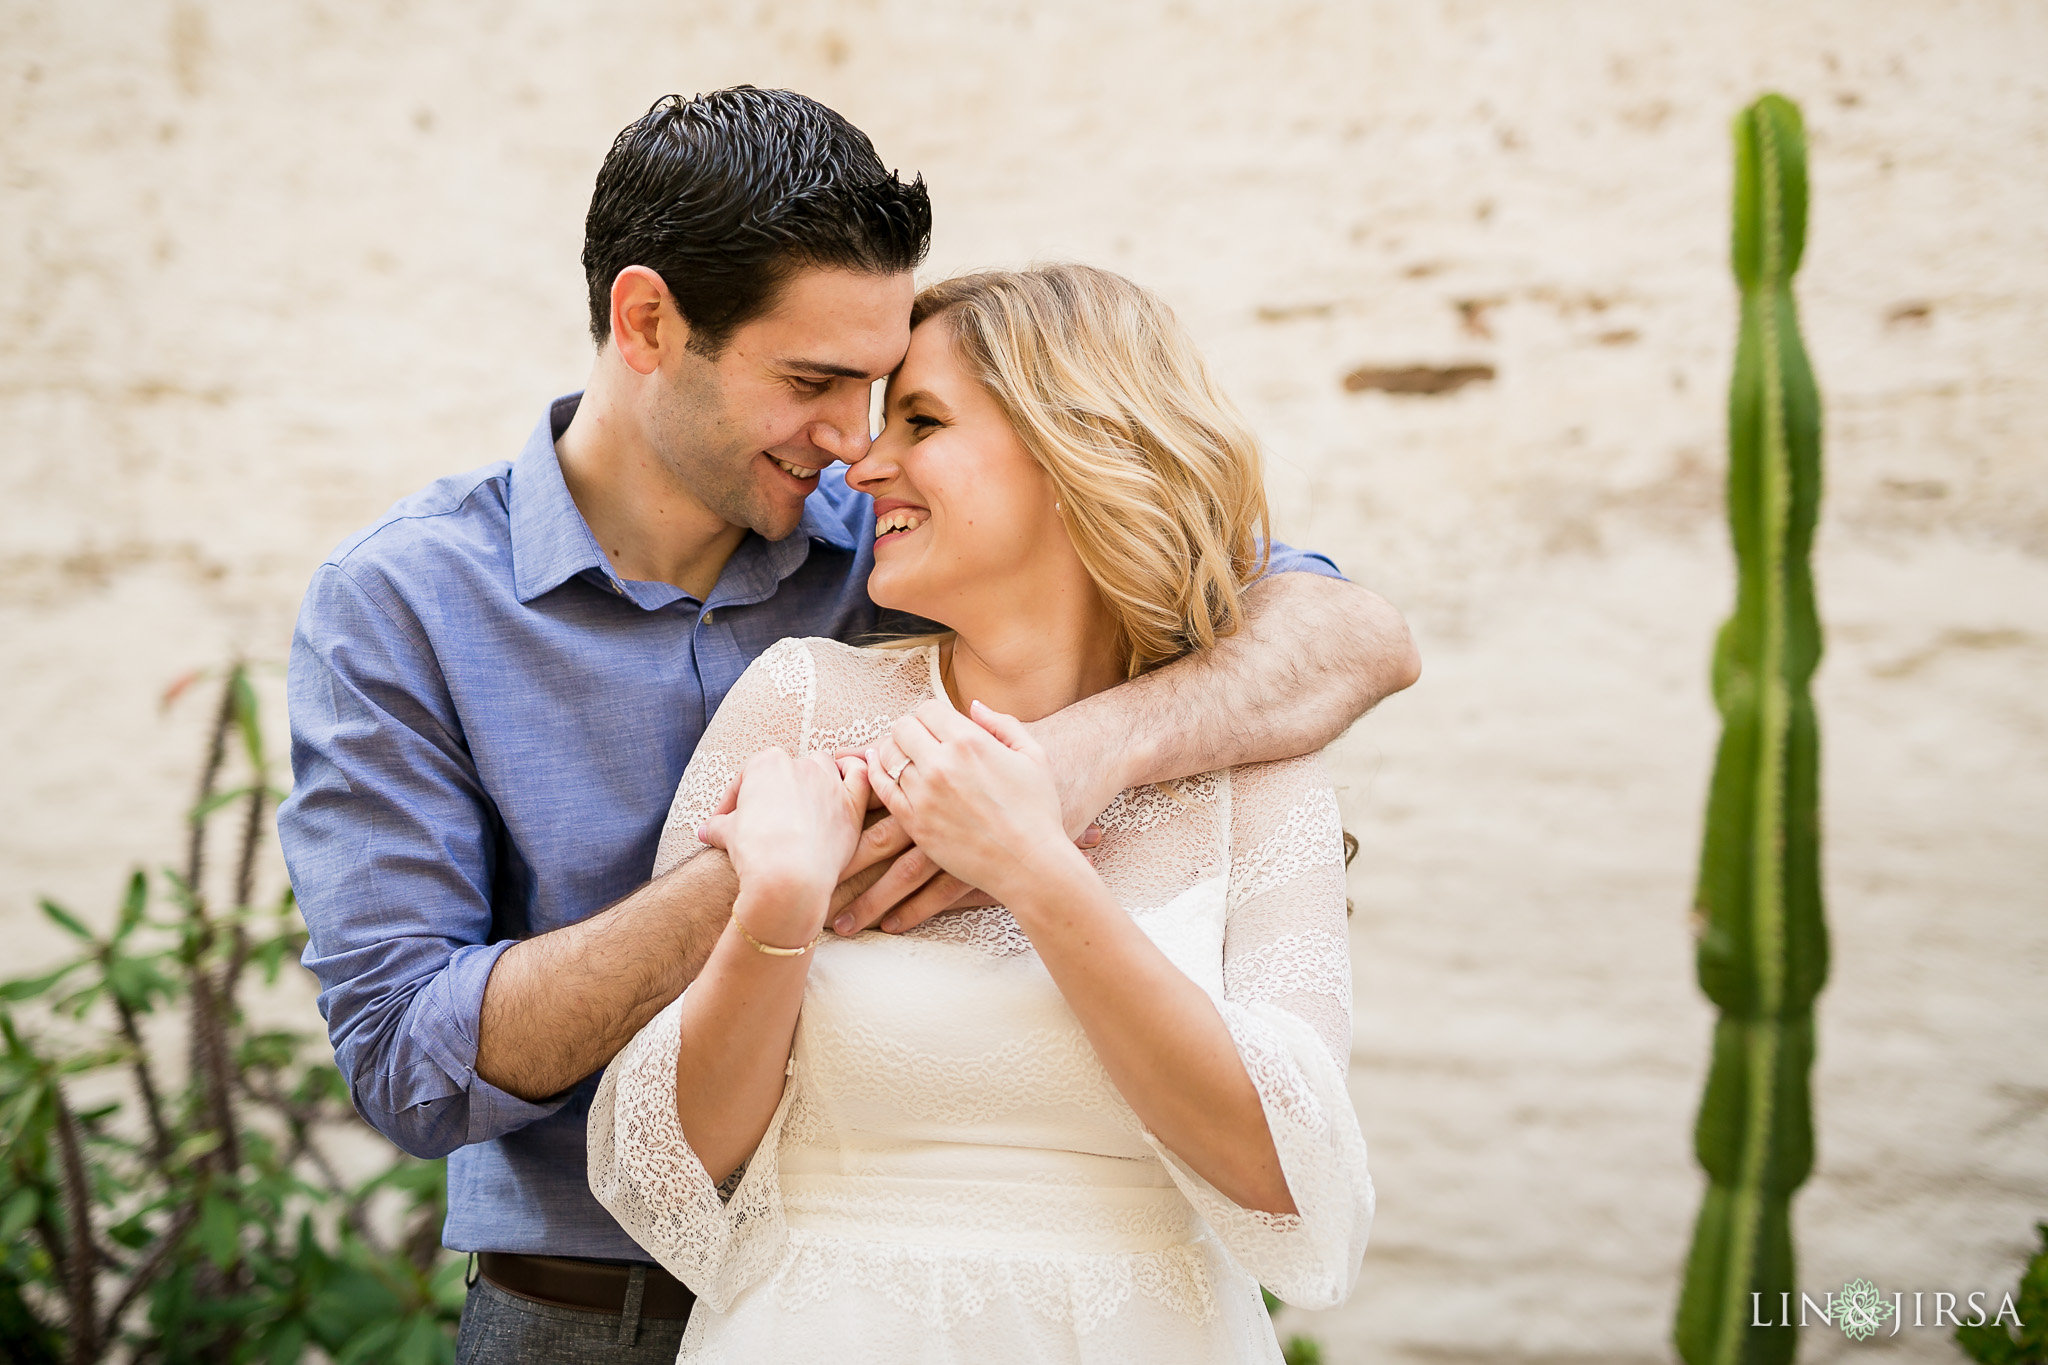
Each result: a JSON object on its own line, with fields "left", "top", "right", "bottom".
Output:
{"left": 1955, "top": 1222, "right": 2048, "bottom": 1363}
{"left": 0, "top": 664, "right": 462, "bottom": 1363}
{"left": 1262, "top": 1285, "right": 1325, "bottom": 1364}
{"left": 1674, "top": 92, "right": 1829, "bottom": 1365}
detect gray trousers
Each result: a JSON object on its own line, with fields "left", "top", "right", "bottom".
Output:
{"left": 455, "top": 1274, "right": 689, "bottom": 1364}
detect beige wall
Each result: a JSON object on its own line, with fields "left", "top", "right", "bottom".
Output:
{"left": 3, "top": 1, "right": 2044, "bottom": 1358}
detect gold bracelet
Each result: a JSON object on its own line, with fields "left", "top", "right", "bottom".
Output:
{"left": 734, "top": 917, "right": 812, "bottom": 957}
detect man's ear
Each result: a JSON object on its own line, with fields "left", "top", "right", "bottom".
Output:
{"left": 608, "top": 265, "right": 689, "bottom": 376}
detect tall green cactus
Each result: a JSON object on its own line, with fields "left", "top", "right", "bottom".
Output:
{"left": 1674, "top": 94, "right": 1828, "bottom": 1365}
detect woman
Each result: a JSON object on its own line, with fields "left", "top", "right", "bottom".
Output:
{"left": 588, "top": 264, "right": 1371, "bottom": 1363}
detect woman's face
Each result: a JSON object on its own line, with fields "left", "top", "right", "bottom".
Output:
{"left": 847, "top": 318, "right": 1075, "bottom": 630}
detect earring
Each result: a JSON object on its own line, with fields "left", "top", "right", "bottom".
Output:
{"left": 1054, "top": 500, "right": 1063, "bottom": 515}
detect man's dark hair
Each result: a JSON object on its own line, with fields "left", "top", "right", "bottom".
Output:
{"left": 582, "top": 87, "right": 932, "bottom": 355}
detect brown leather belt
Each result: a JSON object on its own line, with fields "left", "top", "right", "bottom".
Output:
{"left": 476, "top": 1252, "right": 696, "bottom": 1320}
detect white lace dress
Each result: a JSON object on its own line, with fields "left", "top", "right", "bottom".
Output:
{"left": 588, "top": 638, "right": 1372, "bottom": 1364}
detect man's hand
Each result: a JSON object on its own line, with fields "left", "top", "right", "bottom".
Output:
{"left": 824, "top": 799, "right": 961, "bottom": 933}
{"left": 862, "top": 700, "right": 1073, "bottom": 909}
{"left": 826, "top": 731, "right": 1108, "bottom": 937}
{"left": 829, "top": 572, "right": 1415, "bottom": 937}
{"left": 477, "top": 797, "right": 913, "bottom": 1103}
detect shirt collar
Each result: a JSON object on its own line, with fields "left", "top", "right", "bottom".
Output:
{"left": 510, "top": 394, "right": 613, "bottom": 605}
{"left": 509, "top": 392, "right": 862, "bottom": 610}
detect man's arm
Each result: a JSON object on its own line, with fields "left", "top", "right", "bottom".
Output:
{"left": 285, "top": 565, "right": 575, "bottom": 1159}
{"left": 837, "top": 571, "right": 1418, "bottom": 933}
{"left": 474, "top": 854, "right": 732, "bottom": 1103}
{"left": 475, "top": 840, "right": 890, "bottom": 1102}
{"left": 1043, "top": 571, "right": 1420, "bottom": 807}
{"left": 475, "top": 635, "right": 910, "bottom": 1101}
{"left": 284, "top": 569, "right": 902, "bottom": 1147}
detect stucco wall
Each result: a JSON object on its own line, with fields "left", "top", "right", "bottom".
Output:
{"left": 3, "top": 1, "right": 2044, "bottom": 1358}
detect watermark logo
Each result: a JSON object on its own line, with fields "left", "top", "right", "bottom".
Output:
{"left": 1751, "top": 1280, "right": 2023, "bottom": 1339}
{"left": 1833, "top": 1279, "right": 1895, "bottom": 1341}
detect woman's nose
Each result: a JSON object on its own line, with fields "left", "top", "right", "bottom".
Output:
{"left": 846, "top": 435, "right": 898, "bottom": 492}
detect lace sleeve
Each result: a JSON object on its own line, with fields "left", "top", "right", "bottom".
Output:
{"left": 588, "top": 638, "right": 815, "bottom": 1305}
{"left": 587, "top": 992, "right": 797, "bottom": 1309}
{"left": 651, "top": 636, "right": 816, "bottom": 878}
{"left": 1143, "top": 753, "right": 1374, "bottom": 1309}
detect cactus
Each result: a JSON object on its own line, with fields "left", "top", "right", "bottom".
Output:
{"left": 1674, "top": 94, "right": 1828, "bottom": 1365}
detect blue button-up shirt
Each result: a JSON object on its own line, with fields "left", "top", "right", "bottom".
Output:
{"left": 280, "top": 392, "right": 1343, "bottom": 1258}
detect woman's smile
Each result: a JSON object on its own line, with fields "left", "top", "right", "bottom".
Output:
{"left": 872, "top": 497, "right": 930, "bottom": 544}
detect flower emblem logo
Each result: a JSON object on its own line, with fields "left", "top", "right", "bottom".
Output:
{"left": 1835, "top": 1278, "right": 1896, "bottom": 1341}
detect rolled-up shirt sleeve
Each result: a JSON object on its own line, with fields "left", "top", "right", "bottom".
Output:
{"left": 1262, "top": 538, "right": 1345, "bottom": 581}
{"left": 280, "top": 563, "right": 568, "bottom": 1159}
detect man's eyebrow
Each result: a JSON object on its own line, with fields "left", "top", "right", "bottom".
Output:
{"left": 777, "top": 358, "right": 878, "bottom": 381}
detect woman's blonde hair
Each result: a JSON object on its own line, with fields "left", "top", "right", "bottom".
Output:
{"left": 905, "top": 264, "right": 1271, "bottom": 677}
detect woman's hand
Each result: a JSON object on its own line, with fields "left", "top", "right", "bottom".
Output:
{"left": 697, "top": 749, "right": 871, "bottom": 945}
{"left": 866, "top": 699, "right": 1077, "bottom": 907}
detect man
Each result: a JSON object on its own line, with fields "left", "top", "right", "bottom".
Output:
{"left": 280, "top": 87, "right": 1418, "bottom": 1360}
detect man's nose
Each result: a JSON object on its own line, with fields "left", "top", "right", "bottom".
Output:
{"left": 824, "top": 427, "right": 874, "bottom": 464}
{"left": 813, "top": 389, "right": 875, "bottom": 464}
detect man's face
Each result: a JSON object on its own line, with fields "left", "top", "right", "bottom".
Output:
{"left": 647, "top": 266, "right": 915, "bottom": 542}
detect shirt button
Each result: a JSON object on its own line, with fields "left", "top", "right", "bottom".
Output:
{"left": 702, "top": 610, "right": 715, "bottom": 624}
